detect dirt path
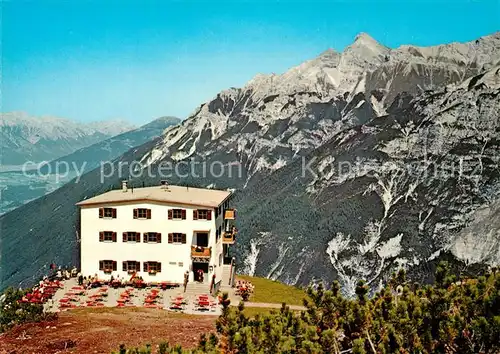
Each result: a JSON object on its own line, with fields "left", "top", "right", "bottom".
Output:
{"left": 241, "top": 302, "right": 306, "bottom": 311}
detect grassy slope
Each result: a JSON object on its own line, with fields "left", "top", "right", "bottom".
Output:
{"left": 236, "top": 275, "right": 308, "bottom": 306}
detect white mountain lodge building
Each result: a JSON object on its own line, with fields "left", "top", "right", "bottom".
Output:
{"left": 76, "top": 182, "right": 237, "bottom": 287}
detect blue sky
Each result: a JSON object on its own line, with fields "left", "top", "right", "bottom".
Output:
{"left": 2, "top": 0, "right": 498, "bottom": 125}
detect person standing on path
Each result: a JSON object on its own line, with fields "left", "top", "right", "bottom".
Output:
{"left": 183, "top": 271, "right": 189, "bottom": 292}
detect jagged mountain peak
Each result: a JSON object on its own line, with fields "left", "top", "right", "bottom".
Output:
{"left": 342, "top": 32, "right": 390, "bottom": 65}
{"left": 352, "top": 32, "right": 382, "bottom": 47}
{"left": 317, "top": 48, "right": 340, "bottom": 60}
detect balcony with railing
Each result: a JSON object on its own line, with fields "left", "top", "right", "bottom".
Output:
{"left": 224, "top": 209, "right": 236, "bottom": 220}
{"left": 191, "top": 245, "right": 211, "bottom": 259}
{"left": 222, "top": 230, "right": 237, "bottom": 244}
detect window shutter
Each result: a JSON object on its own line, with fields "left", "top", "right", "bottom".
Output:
{"left": 157, "top": 262, "right": 162, "bottom": 272}
{"left": 122, "top": 261, "right": 127, "bottom": 271}
{"left": 99, "top": 232, "right": 104, "bottom": 242}
{"left": 207, "top": 210, "right": 212, "bottom": 220}
{"left": 181, "top": 209, "right": 186, "bottom": 220}
{"left": 112, "top": 232, "right": 117, "bottom": 242}
{"left": 157, "top": 233, "right": 162, "bottom": 243}
{"left": 99, "top": 208, "right": 104, "bottom": 218}
{"left": 123, "top": 232, "right": 127, "bottom": 242}
{"left": 133, "top": 209, "right": 138, "bottom": 219}
{"left": 181, "top": 233, "right": 186, "bottom": 244}
{"left": 146, "top": 209, "right": 152, "bottom": 219}
{"left": 193, "top": 210, "right": 198, "bottom": 220}
{"left": 144, "top": 262, "right": 149, "bottom": 272}
{"left": 168, "top": 209, "right": 173, "bottom": 220}
{"left": 136, "top": 261, "right": 141, "bottom": 272}
{"left": 168, "top": 233, "right": 173, "bottom": 243}
{"left": 112, "top": 261, "right": 117, "bottom": 271}
{"left": 143, "top": 233, "right": 148, "bottom": 243}
{"left": 99, "top": 261, "right": 104, "bottom": 270}
{"left": 112, "top": 208, "right": 117, "bottom": 218}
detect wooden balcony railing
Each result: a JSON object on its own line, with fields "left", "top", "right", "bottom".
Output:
{"left": 191, "top": 246, "right": 211, "bottom": 258}
{"left": 224, "top": 209, "right": 236, "bottom": 220}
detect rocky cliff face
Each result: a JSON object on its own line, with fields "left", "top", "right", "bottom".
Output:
{"left": 235, "top": 66, "right": 500, "bottom": 294}
{"left": 1, "top": 32, "right": 499, "bottom": 292}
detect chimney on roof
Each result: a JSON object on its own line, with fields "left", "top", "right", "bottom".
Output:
{"left": 122, "top": 180, "right": 128, "bottom": 192}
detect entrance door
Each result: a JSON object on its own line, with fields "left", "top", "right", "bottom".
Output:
{"left": 192, "top": 262, "right": 209, "bottom": 283}
{"left": 223, "top": 244, "right": 232, "bottom": 264}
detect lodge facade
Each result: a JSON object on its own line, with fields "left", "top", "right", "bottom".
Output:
{"left": 76, "top": 182, "right": 237, "bottom": 286}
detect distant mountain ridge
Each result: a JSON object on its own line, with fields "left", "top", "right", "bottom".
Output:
{"left": 0, "top": 112, "right": 136, "bottom": 166}
{"left": 0, "top": 116, "right": 180, "bottom": 215}
{"left": 1, "top": 32, "right": 499, "bottom": 292}
{"left": 41, "top": 116, "right": 181, "bottom": 173}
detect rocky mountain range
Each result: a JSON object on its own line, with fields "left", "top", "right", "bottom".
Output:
{"left": 0, "top": 116, "right": 180, "bottom": 215}
{"left": 1, "top": 32, "right": 499, "bottom": 293}
{"left": 0, "top": 112, "right": 136, "bottom": 167}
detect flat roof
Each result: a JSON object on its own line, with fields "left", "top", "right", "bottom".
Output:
{"left": 76, "top": 185, "right": 231, "bottom": 208}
